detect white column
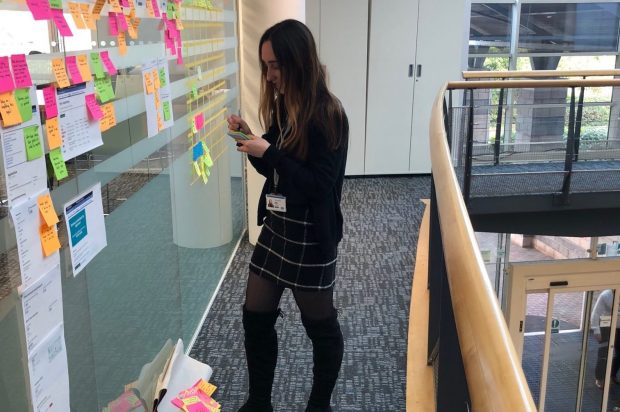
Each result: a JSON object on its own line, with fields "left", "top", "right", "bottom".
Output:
{"left": 239, "top": 0, "right": 305, "bottom": 245}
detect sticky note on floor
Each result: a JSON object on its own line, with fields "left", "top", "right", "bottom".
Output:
{"left": 24, "top": 125, "right": 43, "bottom": 160}
{"left": 49, "top": 147, "right": 68, "bottom": 180}
{"left": 15, "top": 88, "right": 33, "bottom": 123}
{"left": 11, "top": 54, "right": 33, "bottom": 88}
{"left": 0, "top": 57, "right": 15, "bottom": 93}
{"left": 43, "top": 86, "right": 58, "bottom": 118}
{"left": 46, "top": 117, "right": 62, "bottom": 149}
{"left": 40, "top": 224, "right": 61, "bottom": 257}
{"left": 0, "top": 91, "right": 23, "bottom": 127}
{"left": 38, "top": 193, "right": 60, "bottom": 226}
{"left": 52, "top": 58, "right": 71, "bottom": 88}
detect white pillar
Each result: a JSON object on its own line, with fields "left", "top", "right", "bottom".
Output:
{"left": 239, "top": 0, "right": 305, "bottom": 245}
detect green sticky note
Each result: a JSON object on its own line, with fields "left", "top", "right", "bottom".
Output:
{"left": 15, "top": 88, "right": 33, "bottom": 123}
{"left": 201, "top": 141, "right": 209, "bottom": 154}
{"left": 166, "top": 2, "right": 176, "bottom": 19}
{"left": 191, "top": 85, "right": 198, "bottom": 99}
{"left": 24, "top": 125, "right": 42, "bottom": 160}
{"left": 90, "top": 53, "right": 106, "bottom": 79}
{"left": 49, "top": 148, "right": 68, "bottom": 180}
{"left": 191, "top": 119, "right": 197, "bottom": 134}
{"left": 158, "top": 67, "right": 167, "bottom": 87}
{"left": 163, "top": 101, "right": 171, "bottom": 121}
{"left": 204, "top": 152, "right": 213, "bottom": 168}
{"left": 49, "top": 0, "right": 62, "bottom": 9}
{"left": 94, "top": 76, "right": 115, "bottom": 103}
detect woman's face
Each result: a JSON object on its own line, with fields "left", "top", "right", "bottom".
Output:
{"left": 261, "top": 41, "right": 283, "bottom": 94}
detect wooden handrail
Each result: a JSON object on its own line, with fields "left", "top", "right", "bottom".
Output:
{"left": 464, "top": 69, "right": 620, "bottom": 79}
{"left": 429, "top": 83, "right": 537, "bottom": 411}
{"left": 448, "top": 78, "right": 620, "bottom": 90}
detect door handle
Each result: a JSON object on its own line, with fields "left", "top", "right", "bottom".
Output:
{"left": 408, "top": 64, "right": 413, "bottom": 78}
{"left": 417, "top": 64, "right": 422, "bottom": 78}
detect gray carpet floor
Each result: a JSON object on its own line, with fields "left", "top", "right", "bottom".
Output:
{"left": 190, "top": 176, "right": 431, "bottom": 411}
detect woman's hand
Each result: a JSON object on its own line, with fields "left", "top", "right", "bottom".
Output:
{"left": 227, "top": 114, "right": 252, "bottom": 135}
{"left": 235, "top": 135, "right": 271, "bottom": 158}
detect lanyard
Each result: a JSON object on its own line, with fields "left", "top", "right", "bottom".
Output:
{"left": 272, "top": 122, "right": 290, "bottom": 192}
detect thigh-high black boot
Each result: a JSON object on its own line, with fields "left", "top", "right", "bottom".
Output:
{"left": 302, "top": 310, "right": 344, "bottom": 412}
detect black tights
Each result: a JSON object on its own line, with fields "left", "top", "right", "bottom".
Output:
{"left": 244, "top": 272, "right": 335, "bottom": 320}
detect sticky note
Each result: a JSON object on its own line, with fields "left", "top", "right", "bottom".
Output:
{"left": 120, "top": 0, "right": 129, "bottom": 7}
{"left": 65, "top": 55, "right": 84, "bottom": 84}
{"left": 128, "top": 17, "right": 140, "bottom": 39}
{"left": 143, "top": 72, "right": 154, "bottom": 94}
{"left": 191, "top": 118, "right": 197, "bottom": 134}
{"left": 192, "top": 141, "right": 204, "bottom": 161}
{"left": 162, "top": 100, "right": 171, "bottom": 121}
{"left": 100, "top": 51, "right": 117, "bottom": 75}
{"left": 51, "top": 9, "right": 74, "bottom": 37}
{"left": 15, "top": 88, "right": 33, "bottom": 123}
{"left": 0, "top": 91, "right": 23, "bottom": 127}
{"left": 117, "top": 12, "right": 129, "bottom": 32}
{"left": 94, "top": 76, "right": 115, "bottom": 103}
{"left": 0, "top": 57, "right": 15, "bottom": 93}
{"left": 24, "top": 125, "right": 43, "bottom": 160}
{"left": 193, "top": 161, "right": 201, "bottom": 176}
{"left": 152, "top": 69, "right": 160, "bottom": 89}
{"left": 99, "top": 103, "right": 116, "bottom": 132}
{"left": 204, "top": 151, "right": 213, "bottom": 168}
{"left": 40, "top": 224, "right": 61, "bottom": 257}
{"left": 80, "top": 4, "right": 97, "bottom": 30}
{"left": 49, "top": 0, "right": 62, "bottom": 9}
{"left": 118, "top": 32, "right": 127, "bottom": 56}
{"left": 195, "top": 113, "right": 204, "bottom": 130}
{"left": 38, "top": 193, "right": 60, "bottom": 227}
{"left": 49, "top": 148, "right": 68, "bottom": 180}
{"left": 76, "top": 55, "right": 92, "bottom": 82}
{"left": 26, "top": 0, "right": 52, "bottom": 20}
{"left": 43, "top": 86, "right": 58, "bottom": 118}
{"left": 90, "top": 53, "right": 106, "bottom": 79}
{"left": 11, "top": 55, "right": 33, "bottom": 88}
{"left": 68, "top": 2, "right": 87, "bottom": 29}
{"left": 145, "top": 0, "right": 154, "bottom": 17}
{"left": 191, "top": 85, "right": 198, "bottom": 99}
{"left": 45, "top": 117, "right": 62, "bottom": 149}
{"left": 177, "top": 47, "right": 184, "bottom": 65}
{"left": 154, "top": 91, "right": 160, "bottom": 109}
{"left": 85, "top": 94, "right": 103, "bottom": 120}
{"left": 159, "top": 67, "right": 167, "bottom": 87}
{"left": 52, "top": 58, "right": 71, "bottom": 88}
{"left": 166, "top": 1, "right": 176, "bottom": 19}
{"left": 108, "top": 12, "right": 119, "bottom": 36}
{"left": 92, "top": 0, "right": 106, "bottom": 17}
{"left": 109, "top": 0, "right": 122, "bottom": 12}
{"left": 151, "top": 0, "right": 161, "bottom": 17}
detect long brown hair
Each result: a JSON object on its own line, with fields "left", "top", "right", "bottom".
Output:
{"left": 258, "top": 19, "right": 347, "bottom": 160}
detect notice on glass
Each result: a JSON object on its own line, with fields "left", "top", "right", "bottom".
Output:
{"left": 10, "top": 190, "right": 61, "bottom": 290}
{"left": 0, "top": 86, "right": 47, "bottom": 206}
{"left": 63, "top": 182, "right": 107, "bottom": 276}
{"left": 142, "top": 58, "right": 173, "bottom": 137}
{"left": 22, "top": 264, "right": 64, "bottom": 353}
{"left": 57, "top": 82, "right": 103, "bottom": 161}
{"left": 28, "top": 324, "right": 71, "bottom": 412}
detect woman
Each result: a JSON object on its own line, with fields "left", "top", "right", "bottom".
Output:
{"left": 227, "top": 19, "right": 349, "bottom": 412}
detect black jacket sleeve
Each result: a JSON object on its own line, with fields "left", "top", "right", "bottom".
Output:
{"left": 247, "top": 124, "right": 278, "bottom": 178}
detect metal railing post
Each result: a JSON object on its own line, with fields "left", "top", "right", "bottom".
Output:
{"left": 427, "top": 178, "right": 444, "bottom": 363}
{"left": 558, "top": 87, "right": 576, "bottom": 205}
{"left": 574, "top": 83, "right": 585, "bottom": 161}
{"left": 463, "top": 89, "right": 475, "bottom": 203}
{"left": 494, "top": 88, "right": 505, "bottom": 166}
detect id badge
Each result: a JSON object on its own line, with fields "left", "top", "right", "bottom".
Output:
{"left": 266, "top": 194, "right": 287, "bottom": 212}
{"left": 600, "top": 315, "right": 612, "bottom": 328}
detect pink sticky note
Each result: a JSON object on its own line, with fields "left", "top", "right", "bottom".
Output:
{"left": 151, "top": 0, "right": 161, "bottom": 18}
{"left": 108, "top": 12, "right": 119, "bottom": 36}
{"left": 43, "top": 86, "right": 58, "bottom": 118}
{"left": 10, "top": 55, "right": 33, "bottom": 88}
{"left": 65, "top": 56, "right": 83, "bottom": 84}
{"left": 120, "top": 0, "right": 129, "bottom": 6}
{"left": 165, "top": 36, "right": 175, "bottom": 54}
{"left": 185, "top": 403, "right": 210, "bottom": 412}
{"left": 100, "top": 51, "right": 118, "bottom": 75}
{"left": 195, "top": 113, "right": 204, "bottom": 130}
{"left": 0, "top": 57, "right": 15, "bottom": 93}
{"left": 85, "top": 94, "right": 104, "bottom": 120}
{"left": 26, "top": 0, "right": 51, "bottom": 20}
{"left": 177, "top": 47, "right": 183, "bottom": 65}
{"left": 117, "top": 13, "right": 129, "bottom": 32}
{"left": 51, "top": 9, "right": 74, "bottom": 37}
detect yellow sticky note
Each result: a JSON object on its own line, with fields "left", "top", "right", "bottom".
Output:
{"left": 118, "top": 32, "right": 127, "bottom": 56}
{"left": 38, "top": 193, "right": 60, "bottom": 227}
{"left": 76, "top": 55, "right": 93, "bottom": 82}
{"left": 193, "top": 161, "right": 201, "bottom": 176}
{"left": 45, "top": 117, "right": 62, "bottom": 150}
{"left": 40, "top": 224, "right": 61, "bottom": 257}
{"left": 49, "top": 148, "right": 68, "bottom": 180}
{"left": 0, "top": 91, "right": 23, "bottom": 127}
{"left": 52, "top": 58, "right": 71, "bottom": 88}
{"left": 100, "top": 102, "right": 116, "bottom": 132}
{"left": 68, "top": 2, "right": 87, "bottom": 29}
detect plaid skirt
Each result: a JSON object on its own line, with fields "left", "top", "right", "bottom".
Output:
{"left": 250, "top": 207, "right": 337, "bottom": 291}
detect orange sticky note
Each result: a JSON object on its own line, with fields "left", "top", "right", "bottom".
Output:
{"left": 68, "top": 2, "right": 87, "bottom": 29}
{"left": 76, "top": 55, "right": 93, "bottom": 81}
{"left": 152, "top": 69, "right": 160, "bottom": 89}
{"left": 92, "top": 0, "right": 106, "bottom": 17}
{"left": 144, "top": 72, "right": 154, "bottom": 94}
{"left": 127, "top": 19, "right": 138, "bottom": 39}
{"left": 45, "top": 117, "right": 62, "bottom": 149}
{"left": 0, "top": 91, "right": 23, "bottom": 127}
{"left": 154, "top": 91, "right": 160, "bottom": 109}
{"left": 145, "top": 0, "right": 154, "bottom": 17}
{"left": 100, "top": 102, "right": 116, "bottom": 132}
{"left": 52, "top": 58, "right": 71, "bottom": 88}
{"left": 118, "top": 32, "right": 127, "bottom": 56}
{"left": 40, "top": 224, "right": 61, "bottom": 257}
{"left": 109, "top": 0, "right": 122, "bottom": 12}
{"left": 156, "top": 110, "right": 163, "bottom": 131}
{"left": 80, "top": 3, "right": 97, "bottom": 30}
{"left": 38, "top": 193, "right": 59, "bottom": 226}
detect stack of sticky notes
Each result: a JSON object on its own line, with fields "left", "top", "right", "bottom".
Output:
{"left": 171, "top": 379, "right": 220, "bottom": 412}
{"left": 102, "top": 390, "right": 146, "bottom": 412}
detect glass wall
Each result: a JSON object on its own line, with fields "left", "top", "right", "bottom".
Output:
{"left": 0, "top": 0, "right": 243, "bottom": 410}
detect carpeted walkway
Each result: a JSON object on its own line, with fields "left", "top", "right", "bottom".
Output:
{"left": 190, "top": 176, "right": 431, "bottom": 411}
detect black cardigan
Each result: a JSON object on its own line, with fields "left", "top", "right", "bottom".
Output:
{"left": 247, "top": 115, "right": 349, "bottom": 258}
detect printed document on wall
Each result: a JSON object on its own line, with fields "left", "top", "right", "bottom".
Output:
{"left": 10, "top": 190, "right": 61, "bottom": 290}
{"left": 0, "top": 86, "right": 47, "bottom": 206}
{"left": 22, "top": 264, "right": 64, "bottom": 354}
{"left": 63, "top": 182, "right": 107, "bottom": 276}
{"left": 28, "top": 324, "right": 70, "bottom": 412}
{"left": 57, "top": 82, "right": 103, "bottom": 160}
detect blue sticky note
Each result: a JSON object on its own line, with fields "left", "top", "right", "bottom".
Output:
{"left": 192, "top": 142, "right": 204, "bottom": 161}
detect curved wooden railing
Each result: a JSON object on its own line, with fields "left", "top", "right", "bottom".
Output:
{"left": 463, "top": 69, "right": 620, "bottom": 79}
{"left": 449, "top": 78, "right": 620, "bottom": 90}
{"left": 429, "top": 83, "right": 537, "bottom": 411}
